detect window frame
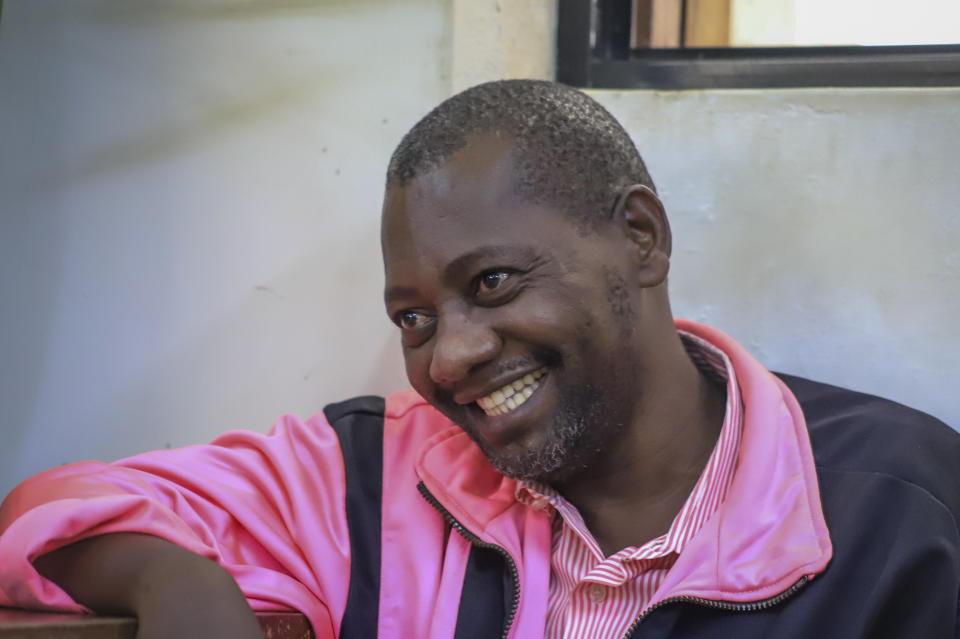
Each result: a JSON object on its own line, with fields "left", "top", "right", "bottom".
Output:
{"left": 557, "top": 0, "right": 960, "bottom": 89}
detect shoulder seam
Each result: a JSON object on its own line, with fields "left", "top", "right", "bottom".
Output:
{"left": 816, "top": 465, "right": 960, "bottom": 539}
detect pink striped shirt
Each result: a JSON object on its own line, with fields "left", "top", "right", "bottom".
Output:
{"left": 516, "top": 331, "right": 744, "bottom": 638}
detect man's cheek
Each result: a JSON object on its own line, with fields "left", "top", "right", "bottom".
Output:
{"left": 403, "top": 349, "right": 431, "bottom": 394}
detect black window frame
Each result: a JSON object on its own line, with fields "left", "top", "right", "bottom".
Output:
{"left": 557, "top": 0, "right": 960, "bottom": 89}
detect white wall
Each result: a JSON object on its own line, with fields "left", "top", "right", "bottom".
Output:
{"left": 450, "top": 0, "right": 556, "bottom": 92}
{"left": 594, "top": 88, "right": 960, "bottom": 431}
{"left": 0, "top": 0, "right": 450, "bottom": 496}
{"left": 2, "top": 0, "right": 957, "bottom": 499}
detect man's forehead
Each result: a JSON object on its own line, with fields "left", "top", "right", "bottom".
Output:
{"left": 379, "top": 130, "right": 597, "bottom": 284}
{"left": 407, "top": 132, "right": 515, "bottom": 202}
{"left": 382, "top": 133, "right": 519, "bottom": 237}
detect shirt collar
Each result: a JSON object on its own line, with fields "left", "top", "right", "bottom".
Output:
{"left": 515, "top": 328, "right": 744, "bottom": 559}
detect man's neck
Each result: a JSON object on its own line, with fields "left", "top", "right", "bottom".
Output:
{"left": 552, "top": 332, "right": 727, "bottom": 556}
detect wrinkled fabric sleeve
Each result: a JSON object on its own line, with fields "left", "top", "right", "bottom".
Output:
{"left": 0, "top": 413, "right": 350, "bottom": 638}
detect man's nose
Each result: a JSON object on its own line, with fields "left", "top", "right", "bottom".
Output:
{"left": 428, "top": 316, "right": 499, "bottom": 386}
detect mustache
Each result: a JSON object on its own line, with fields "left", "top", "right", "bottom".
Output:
{"left": 432, "top": 347, "right": 561, "bottom": 409}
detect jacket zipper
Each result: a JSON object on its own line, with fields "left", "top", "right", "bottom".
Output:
{"left": 620, "top": 575, "right": 810, "bottom": 638}
{"left": 417, "top": 481, "right": 521, "bottom": 639}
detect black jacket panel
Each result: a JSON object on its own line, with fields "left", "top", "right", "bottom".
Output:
{"left": 627, "top": 374, "right": 960, "bottom": 638}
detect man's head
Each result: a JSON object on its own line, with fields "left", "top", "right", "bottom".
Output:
{"left": 381, "top": 80, "right": 675, "bottom": 483}
{"left": 386, "top": 79, "right": 656, "bottom": 231}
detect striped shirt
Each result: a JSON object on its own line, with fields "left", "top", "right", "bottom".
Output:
{"left": 516, "top": 331, "right": 744, "bottom": 638}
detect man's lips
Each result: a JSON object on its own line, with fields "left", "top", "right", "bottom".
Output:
{"left": 474, "top": 367, "right": 547, "bottom": 417}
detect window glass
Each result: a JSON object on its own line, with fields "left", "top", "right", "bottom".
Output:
{"left": 631, "top": 0, "right": 960, "bottom": 49}
{"left": 731, "top": 0, "right": 960, "bottom": 47}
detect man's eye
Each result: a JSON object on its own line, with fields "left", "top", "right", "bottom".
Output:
{"left": 477, "top": 271, "right": 511, "bottom": 294}
{"left": 397, "top": 310, "right": 428, "bottom": 330}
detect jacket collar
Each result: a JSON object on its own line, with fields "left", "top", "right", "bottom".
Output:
{"left": 415, "top": 319, "right": 832, "bottom": 603}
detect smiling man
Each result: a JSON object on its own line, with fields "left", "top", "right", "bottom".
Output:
{"left": 2, "top": 80, "right": 959, "bottom": 639}
{"left": 381, "top": 123, "right": 728, "bottom": 557}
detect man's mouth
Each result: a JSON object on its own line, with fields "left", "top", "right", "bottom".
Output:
{"left": 476, "top": 367, "right": 547, "bottom": 417}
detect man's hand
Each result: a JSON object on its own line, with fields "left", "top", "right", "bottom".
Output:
{"left": 34, "top": 533, "right": 263, "bottom": 639}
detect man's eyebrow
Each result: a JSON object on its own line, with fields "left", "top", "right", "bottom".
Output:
{"left": 443, "top": 245, "right": 541, "bottom": 282}
{"left": 384, "top": 245, "right": 541, "bottom": 306}
{"left": 384, "top": 285, "right": 419, "bottom": 306}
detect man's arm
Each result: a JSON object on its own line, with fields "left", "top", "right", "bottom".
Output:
{"left": 33, "top": 533, "right": 263, "bottom": 639}
{"left": 0, "top": 412, "right": 351, "bottom": 636}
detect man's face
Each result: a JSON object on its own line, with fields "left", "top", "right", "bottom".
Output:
{"left": 382, "top": 135, "right": 643, "bottom": 482}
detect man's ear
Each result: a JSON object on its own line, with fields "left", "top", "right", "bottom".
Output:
{"left": 613, "top": 185, "right": 671, "bottom": 287}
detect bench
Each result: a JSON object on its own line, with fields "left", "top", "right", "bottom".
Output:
{"left": 0, "top": 608, "right": 314, "bottom": 638}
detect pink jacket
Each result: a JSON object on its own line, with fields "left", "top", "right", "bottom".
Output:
{"left": 0, "top": 320, "right": 832, "bottom": 638}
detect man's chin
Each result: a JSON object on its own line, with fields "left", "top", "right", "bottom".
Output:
{"left": 471, "top": 431, "right": 584, "bottom": 483}
{"left": 430, "top": 382, "right": 597, "bottom": 483}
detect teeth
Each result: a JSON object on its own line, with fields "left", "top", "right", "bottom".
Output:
{"left": 475, "top": 367, "right": 547, "bottom": 417}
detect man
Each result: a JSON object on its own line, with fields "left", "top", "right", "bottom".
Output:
{"left": 1, "top": 80, "right": 958, "bottom": 638}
